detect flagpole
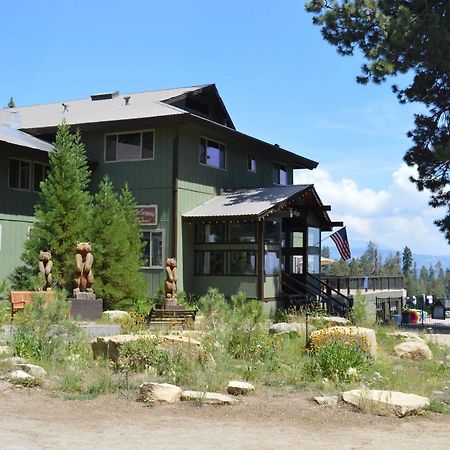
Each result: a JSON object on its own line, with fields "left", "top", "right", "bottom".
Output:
{"left": 312, "top": 227, "right": 345, "bottom": 248}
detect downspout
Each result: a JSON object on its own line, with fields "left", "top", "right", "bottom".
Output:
{"left": 171, "top": 131, "right": 179, "bottom": 258}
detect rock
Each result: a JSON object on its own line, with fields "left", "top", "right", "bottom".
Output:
{"left": 342, "top": 389, "right": 429, "bottom": 416}
{"left": 394, "top": 341, "right": 432, "bottom": 360}
{"left": 313, "top": 316, "right": 351, "bottom": 326}
{"left": 309, "top": 326, "right": 377, "bottom": 358}
{"left": 138, "top": 382, "right": 182, "bottom": 403}
{"left": 4, "top": 356, "right": 26, "bottom": 365}
{"left": 314, "top": 396, "right": 338, "bottom": 406}
{"left": 227, "top": 381, "right": 255, "bottom": 396}
{"left": 102, "top": 310, "right": 129, "bottom": 322}
{"left": 159, "top": 334, "right": 211, "bottom": 363}
{"left": 91, "top": 334, "right": 157, "bottom": 362}
{"left": 13, "top": 363, "right": 47, "bottom": 379}
{"left": 9, "top": 370, "right": 35, "bottom": 384}
{"left": 269, "top": 322, "right": 302, "bottom": 335}
{"left": 387, "top": 332, "right": 425, "bottom": 343}
{"left": 181, "top": 390, "right": 237, "bottom": 405}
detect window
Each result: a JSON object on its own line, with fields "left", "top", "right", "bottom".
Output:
{"left": 264, "top": 219, "right": 281, "bottom": 244}
{"left": 196, "top": 223, "right": 225, "bottom": 243}
{"left": 273, "top": 162, "right": 287, "bottom": 185}
{"left": 33, "top": 162, "right": 51, "bottom": 192}
{"left": 142, "top": 230, "right": 163, "bottom": 268}
{"left": 247, "top": 154, "right": 256, "bottom": 172}
{"left": 195, "top": 251, "right": 225, "bottom": 275}
{"left": 228, "top": 222, "right": 256, "bottom": 243}
{"left": 199, "top": 137, "right": 225, "bottom": 169}
{"left": 105, "top": 130, "right": 154, "bottom": 162}
{"left": 265, "top": 251, "right": 280, "bottom": 275}
{"left": 9, "top": 158, "right": 30, "bottom": 190}
{"left": 228, "top": 251, "right": 256, "bottom": 275}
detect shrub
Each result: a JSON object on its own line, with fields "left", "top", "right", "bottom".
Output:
{"left": 351, "top": 292, "right": 367, "bottom": 325}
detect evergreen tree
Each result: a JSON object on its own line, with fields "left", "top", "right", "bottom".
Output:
{"left": 402, "top": 246, "right": 413, "bottom": 275}
{"left": 306, "top": 1, "right": 450, "bottom": 241}
{"left": 21, "top": 122, "right": 92, "bottom": 290}
{"left": 91, "top": 177, "right": 148, "bottom": 309}
{"left": 321, "top": 245, "right": 330, "bottom": 258}
{"left": 7, "top": 97, "right": 15, "bottom": 108}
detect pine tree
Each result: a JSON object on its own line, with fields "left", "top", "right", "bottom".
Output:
{"left": 7, "top": 97, "right": 15, "bottom": 108}
{"left": 402, "top": 246, "right": 413, "bottom": 275}
{"left": 91, "top": 177, "right": 148, "bottom": 309}
{"left": 22, "top": 122, "right": 92, "bottom": 290}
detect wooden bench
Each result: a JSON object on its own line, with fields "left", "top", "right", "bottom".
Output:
{"left": 147, "top": 308, "right": 197, "bottom": 328}
{"left": 10, "top": 291, "right": 55, "bottom": 317}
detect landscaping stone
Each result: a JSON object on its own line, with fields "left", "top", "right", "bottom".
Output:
{"left": 227, "top": 381, "right": 255, "bottom": 395}
{"left": 269, "top": 322, "right": 302, "bottom": 335}
{"left": 14, "top": 363, "right": 47, "bottom": 379}
{"left": 158, "top": 334, "right": 211, "bottom": 363}
{"left": 387, "top": 331, "right": 425, "bottom": 343}
{"left": 309, "top": 326, "right": 378, "bottom": 358}
{"left": 314, "top": 396, "right": 338, "bottom": 406}
{"left": 91, "top": 334, "right": 152, "bottom": 362}
{"left": 181, "top": 390, "right": 237, "bottom": 405}
{"left": 342, "top": 389, "right": 430, "bottom": 416}
{"left": 102, "top": 310, "right": 129, "bottom": 322}
{"left": 315, "top": 316, "right": 351, "bottom": 326}
{"left": 138, "top": 382, "right": 182, "bottom": 403}
{"left": 394, "top": 341, "right": 432, "bottom": 360}
{"left": 9, "top": 370, "right": 35, "bottom": 383}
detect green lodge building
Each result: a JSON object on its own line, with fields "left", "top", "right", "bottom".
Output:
{"left": 0, "top": 84, "right": 343, "bottom": 309}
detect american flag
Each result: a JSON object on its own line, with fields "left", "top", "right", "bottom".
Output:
{"left": 330, "top": 227, "right": 351, "bottom": 261}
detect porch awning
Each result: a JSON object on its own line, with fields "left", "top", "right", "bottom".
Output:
{"left": 183, "top": 185, "right": 338, "bottom": 229}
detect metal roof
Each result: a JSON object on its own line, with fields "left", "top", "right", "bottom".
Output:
{"left": 3, "top": 85, "right": 208, "bottom": 131}
{"left": 183, "top": 185, "right": 312, "bottom": 220}
{"left": 0, "top": 124, "right": 53, "bottom": 152}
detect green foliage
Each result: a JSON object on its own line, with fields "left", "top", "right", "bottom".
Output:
{"left": 351, "top": 292, "right": 367, "bottom": 326}
{"left": 22, "top": 122, "right": 92, "bottom": 290}
{"left": 117, "top": 338, "right": 169, "bottom": 373}
{"left": 90, "top": 178, "right": 149, "bottom": 310}
{"left": 306, "top": 0, "right": 450, "bottom": 241}
{"left": 402, "top": 246, "right": 413, "bottom": 275}
{"left": 7, "top": 97, "right": 15, "bottom": 108}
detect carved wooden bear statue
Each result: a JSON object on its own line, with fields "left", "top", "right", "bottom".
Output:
{"left": 38, "top": 250, "right": 53, "bottom": 291}
{"left": 74, "top": 242, "right": 94, "bottom": 294}
{"left": 165, "top": 257, "right": 177, "bottom": 300}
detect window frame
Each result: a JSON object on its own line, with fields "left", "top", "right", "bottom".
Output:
{"left": 247, "top": 153, "right": 256, "bottom": 173}
{"left": 272, "top": 161, "right": 288, "bottom": 185}
{"left": 199, "top": 136, "right": 226, "bottom": 171}
{"left": 8, "top": 158, "right": 32, "bottom": 191}
{"left": 32, "top": 161, "right": 51, "bottom": 193}
{"left": 141, "top": 228, "right": 164, "bottom": 269}
{"left": 104, "top": 129, "right": 155, "bottom": 163}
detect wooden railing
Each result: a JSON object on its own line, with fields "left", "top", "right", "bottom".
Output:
{"left": 320, "top": 276, "right": 404, "bottom": 296}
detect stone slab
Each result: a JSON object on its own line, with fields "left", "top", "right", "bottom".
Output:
{"left": 227, "top": 381, "right": 255, "bottom": 395}
{"left": 181, "top": 390, "right": 237, "bottom": 405}
{"left": 68, "top": 298, "right": 103, "bottom": 321}
{"left": 139, "top": 382, "right": 182, "bottom": 403}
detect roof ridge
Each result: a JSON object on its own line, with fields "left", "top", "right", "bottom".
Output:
{"left": 11, "top": 84, "right": 213, "bottom": 110}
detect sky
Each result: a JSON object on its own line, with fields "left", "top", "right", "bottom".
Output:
{"left": 1, "top": 0, "right": 448, "bottom": 257}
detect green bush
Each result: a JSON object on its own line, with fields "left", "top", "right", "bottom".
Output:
{"left": 351, "top": 292, "right": 367, "bottom": 325}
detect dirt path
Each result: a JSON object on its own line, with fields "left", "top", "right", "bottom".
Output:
{"left": 0, "top": 385, "right": 449, "bottom": 450}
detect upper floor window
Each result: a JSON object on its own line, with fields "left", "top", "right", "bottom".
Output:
{"left": 9, "top": 158, "right": 31, "bottom": 190}
{"left": 105, "top": 130, "right": 154, "bottom": 162}
{"left": 33, "top": 162, "right": 51, "bottom": 192}
{"left": 199, "top": 137, "right": 225, "bottom": 170}
{"left": 247, "top": 154, "right": 256, "bottom": 172}
{"left": 273, "top": 162, "right": 287, "bottom": 185}
{"left": 142, "top": 229, "right": 163, "bottom": 268}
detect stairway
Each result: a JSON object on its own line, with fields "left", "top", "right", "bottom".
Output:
{"left": 280, "top": 271, "right": 352, "bottom": 317}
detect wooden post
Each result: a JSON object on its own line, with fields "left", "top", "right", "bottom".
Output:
{"left": 257, "top": 220, "right": 264, "bottom": 301}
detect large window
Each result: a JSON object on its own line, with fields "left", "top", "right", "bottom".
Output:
{"left": 196, "top": 223, "right": 225, "bottom": 243}
{"left": 33, "top": 162, "right": 51, "bottom": 192}
{"left": 228, "top": 222, "right": 256, "bottom": 243}
{"left": 105, "top": 130, "right": 154, "bottom": 162}
{"left": 264, "top": 219, "right": 281, "bottom": 244}
{"left": 228, "top": 251, "right": 256, "bottom": 275}
{"left": 195, "top": 251, "right": 225, "bottom": 275}
{"left": 142, "top": 230, "right": 163, "bottom": 268}
{"left": 265, "top": 251, "right": 280, "bottom": 275}
{"left": 199, "top": 137, "right": 225, "bottom": 169}
{"left": 9, "top": 158, "right": 31, "bottom": 190}
{"left": 273, "top": 162, "right": 287, "bottom": 185}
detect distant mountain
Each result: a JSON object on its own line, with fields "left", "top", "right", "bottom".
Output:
{"left": 325, "top": 239, "right": 450, "bottom": 271}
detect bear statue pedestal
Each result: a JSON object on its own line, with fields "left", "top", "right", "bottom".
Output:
{"left": 68, "top": 293, "right": 103, "bottom": 321}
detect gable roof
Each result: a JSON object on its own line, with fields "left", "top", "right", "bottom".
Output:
{"left": 183, "top": 185, "right": 333, "bottom": 227}
{"left": 0, "top": 124, "right": 53, "bottom": 152}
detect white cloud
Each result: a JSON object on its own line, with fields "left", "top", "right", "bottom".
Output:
{"left": 294, "top": 164, "right": 450, "bottom": 255}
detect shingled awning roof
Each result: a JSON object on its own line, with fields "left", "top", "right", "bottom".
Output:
{"left": 183, "top": 185, "right": 336, "bottom": 229}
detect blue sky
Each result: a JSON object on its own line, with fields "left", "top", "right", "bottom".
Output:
{"left": 2, "top": 0, "right": 449, "bottom": 256}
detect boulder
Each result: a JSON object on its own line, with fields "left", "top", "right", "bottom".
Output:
{"left": 387, "top": 332, "right": 425, "bottom": 343}
{"left": 394, "top": 341, "right": 432, "bottom": 360}
{"left": 313, "top": 316, "right": 351, "bottom": 326}
{"left": 181, "top": 390, "right": 237, "bottom": 405}
{"left": 91, "top": 334, "right": 154, "bottom": 362}
{"left": 9, "top": 369, "right": 35, "bottom": 384}
{"left": 159, "top": 334, "right": 211, "bottom": 363}
{"left": 269, "top": 322, "right": 302, "bottom": 335}
{"left": 342, "top": 389, "right": 429, "bottom": 416}
{"left": 227, "top": 381, "right": 255, "bottom": 396}
{"left": 14, "top": 363, "right": 47, "bottom": 378}
{"left": 310, "top": 326, "right": 377, "bottom": 358}
{"left": 139, "top": 382, "right": 182, "bottom": 403}
{"left": 102, "top": 310, "right": 130, "bottom": 322}
{"left": 314, "top": 396, "right": 338, "bottom": 406}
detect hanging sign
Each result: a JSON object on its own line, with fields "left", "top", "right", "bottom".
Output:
{"left": 136, "top": 205, "right": 158, "bottom": 225}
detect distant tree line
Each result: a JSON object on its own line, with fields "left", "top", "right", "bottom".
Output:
{"left": 322, "top": 242, "right": 450, "bottom": 299}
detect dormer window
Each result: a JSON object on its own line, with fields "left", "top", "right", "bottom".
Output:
{"left": 273, "top": 162, "right": 287, "bottom": 185}
{"left": 199, "top": 137, "right": 225, "bottom": 170}
{"left": 105, "top": 130, "right": 154, "bottom": 162}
